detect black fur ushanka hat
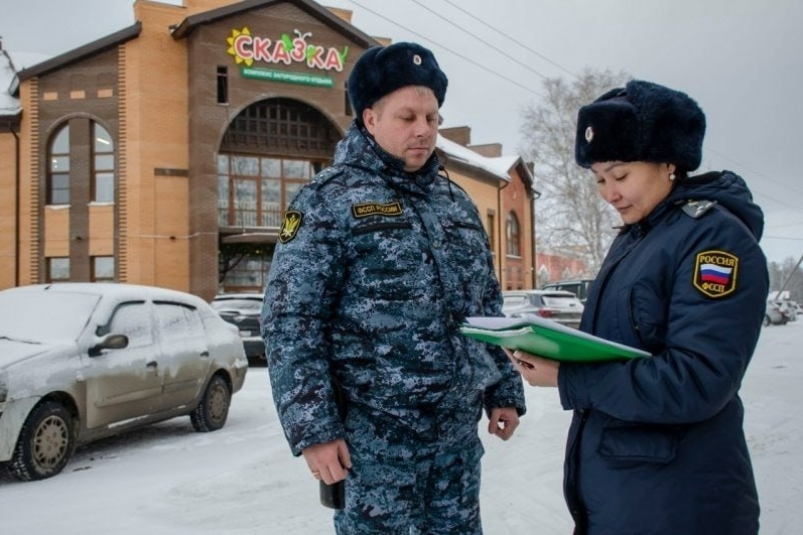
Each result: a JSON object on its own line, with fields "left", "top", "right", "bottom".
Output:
{"left": 347, "top": 42, "right": 448, "bottom": 121}
{"left": 575, "top": 80, "right": 706, "bottom": 172}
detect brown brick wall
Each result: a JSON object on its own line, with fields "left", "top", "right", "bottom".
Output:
{"left": 24, "top": 47, "right": 121, "bottom": 284}
{"left": 0, "top": 133, "right": 17, "bottom": 289}
{"left": 123, "top": 1, "right": 192, "bottom": 291}
{"left": 183, "top": 2, "right": 365, "bottom": 300}
{"left": 501, "top": 166, "right": 535, "bottom": 289}
{"left": 3, "top": 0, "right": 533, "bottom": 299}
{"left": 18, "top": 78, "right": 39, "bottom": 285}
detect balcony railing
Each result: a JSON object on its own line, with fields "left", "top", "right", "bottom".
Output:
{"left": 218, "top": 202, "right": 283, "bottom": 229}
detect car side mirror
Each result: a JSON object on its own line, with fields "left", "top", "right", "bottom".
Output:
{"left": 88, "top": 334, "right": 129, "bottom": 357}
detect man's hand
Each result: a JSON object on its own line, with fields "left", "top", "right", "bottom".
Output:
{"left": 488, "top": 407, "right": 520, "bottom": 441}
{"left": 302, "top": 439, "right": 352, "bottom": 485}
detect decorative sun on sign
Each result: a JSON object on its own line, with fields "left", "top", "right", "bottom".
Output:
{"left": 226, "top": 27, "right": 253, "bottom": 67}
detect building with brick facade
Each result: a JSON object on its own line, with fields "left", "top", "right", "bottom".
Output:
{"left": 534, "top": 251, "right": 590, "bottom": 288}
{"left": 0, "top": 0, "right": 537, "bottom": 301}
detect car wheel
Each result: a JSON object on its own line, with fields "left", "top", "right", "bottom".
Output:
{"left": 190, "top": 375, "right": 231, "bottom": 432}
{"left": 8, "top": 401, "right": 75, "bottom": 481}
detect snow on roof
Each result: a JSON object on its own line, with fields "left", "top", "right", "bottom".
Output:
{"left": 436, "top": 134, "right": 524, "bottom": 183}
{"left": 0, "top": 51, "right": 18, "bottom": 116}
{"left": 0, "top": 50, "right": 51, "bottom": 116}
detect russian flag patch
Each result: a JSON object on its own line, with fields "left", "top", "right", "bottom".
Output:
{"left": 693, "top": 250, "right": 738, "bottom": 298}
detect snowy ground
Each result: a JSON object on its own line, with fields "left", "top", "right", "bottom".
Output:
{"left": 1, "top": 322, "right": 801, "bottom": 534}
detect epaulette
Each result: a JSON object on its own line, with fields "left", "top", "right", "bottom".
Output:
{"left": 681, "top": 199, "right": 717, "bottom": 219}
{"left": 310, "top": 165, "right": 344, "bottom": 188}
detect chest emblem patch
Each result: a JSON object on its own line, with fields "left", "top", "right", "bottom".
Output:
{"left": 693, "top": 250, "right": 738, "bottom": 298}
{"left": 279, "top": 211, "right": 303, "bottom": 243}
{"left": 351, "top": 201, "right": 404, "bottom": 219}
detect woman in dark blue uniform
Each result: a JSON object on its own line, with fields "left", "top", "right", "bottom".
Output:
{"left": 511, "top": 80, "right": 767, "bottom": 534}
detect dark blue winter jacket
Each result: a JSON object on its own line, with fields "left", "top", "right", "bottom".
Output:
{"left": 558, "top": 171, "right": 767, "bottom": 534}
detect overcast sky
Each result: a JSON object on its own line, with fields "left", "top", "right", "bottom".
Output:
{"left": 2, "top": 0, "right": 802, "bottom": 264}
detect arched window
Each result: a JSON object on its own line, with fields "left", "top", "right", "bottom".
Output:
{"left": 48, "top": 125, "right": 70, "bottom": 205}
{"left": 47, "top": 120, "right": 116, "bottom": 205}
{"left": 221, "top": 97, "right": 340, "bottom": 157}
{"left": 506, "top": 211, "right": 521, "bottom": 256}
{"left": 217, "top": 98, "right": 341, "bottom": 293}
{"left": 93, "top": 123, "right": 115, "bottom": 202}
{"left": 218, "top": 98, "right": 338, "bottom": 229}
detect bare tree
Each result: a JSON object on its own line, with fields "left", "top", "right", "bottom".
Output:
{"left": 519, "top": 69, "right": 630, "bottom": 272}
{"left": 769, "top": 255, "right": 803, "bottom": 303}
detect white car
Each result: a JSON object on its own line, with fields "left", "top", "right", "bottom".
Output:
{"left": 0, "top": 283, "right": 248, "bottom": 481}
{"left": 502, "top": 289, "right": 585, "bottom": 329}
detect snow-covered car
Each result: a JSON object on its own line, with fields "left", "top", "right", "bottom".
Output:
{"left": 765, "top": 300, "right": 788, "bottom": 326}
{"left": 210, "top": 293, "right": 265, "bottom": 365}
{"left": 0, "top": 283, "right": 249, "bottom": 481}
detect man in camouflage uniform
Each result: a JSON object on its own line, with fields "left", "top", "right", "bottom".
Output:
{"left": 261, "top": 41, "right": 526, "bottom": 534}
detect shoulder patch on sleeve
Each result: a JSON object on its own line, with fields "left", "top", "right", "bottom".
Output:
{"left": 682, "top": 199, "right": 717, "bottom": 219}
{"left": 278, "top": 211, "right": 303, "bottom": 243}
{"left": 693, "top": 250, "right": 738, "bottom": 298}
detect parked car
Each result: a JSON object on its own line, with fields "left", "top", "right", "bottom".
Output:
{"left": 768, "top": 291, "right": 797, "bottom": 322}
{"left": 540, "top": 278, "right": 594, "bottom": 304}
{"left": 765, "top": 300, "right": 788, "bottom": 326}
{"left": 781, "top": 300, "right": 797, "bottom": 322}
{"left": 0, "top": 283, "right": 248, "bottom": 481}
{"left": 502, "top": 289, "right": 585, "bottom": 329}
{"left": 211, "top": 293, "right": 266, "bottom": 365}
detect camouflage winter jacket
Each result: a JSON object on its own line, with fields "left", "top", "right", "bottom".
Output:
{"left": 262, "top": 122, "right": 525, "bottom": 455}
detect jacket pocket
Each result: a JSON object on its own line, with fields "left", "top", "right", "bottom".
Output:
{"left": 597, "top": 426, "right": 677, "bottom": 464}
{"left": 627, "top": 281, "right": 668, "bottom": 355}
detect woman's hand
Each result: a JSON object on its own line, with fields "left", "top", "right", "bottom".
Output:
{"left": 504, "top": 348, "right": 560, "bottom": 387}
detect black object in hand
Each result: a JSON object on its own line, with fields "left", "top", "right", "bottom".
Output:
{"left": 320, "top": 480, "right": 345, "bottom": 509}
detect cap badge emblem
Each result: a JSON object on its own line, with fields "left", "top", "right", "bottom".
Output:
{"left": 413, "top": 54, "right": 422, "bottom": 65}
{"left": 585, "top": 126, "right": 594, "bottom": 143}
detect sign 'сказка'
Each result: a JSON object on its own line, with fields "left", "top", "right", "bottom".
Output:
{"left": 227, "top": 27, "right": 349, "bottom": 87}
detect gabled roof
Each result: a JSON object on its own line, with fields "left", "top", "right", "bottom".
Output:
{"left": 14, "top": 22, "right": 142, "bottom": 92}
{"left": 170, "top": 0, "right": 378, "bottom": 49}
{"left": 437, "top": 134, "right": 537, "bottom": 194}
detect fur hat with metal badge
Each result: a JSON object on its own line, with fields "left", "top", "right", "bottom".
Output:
{"left": 347, "top": 41, "right": 448, "bottom": 121}
{"left": 575, "top": 80, "right": 706, "bottom": 172}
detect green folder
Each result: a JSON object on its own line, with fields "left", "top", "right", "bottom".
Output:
{"left": 460, "top": 316, "right": 650, "bottom": 363}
